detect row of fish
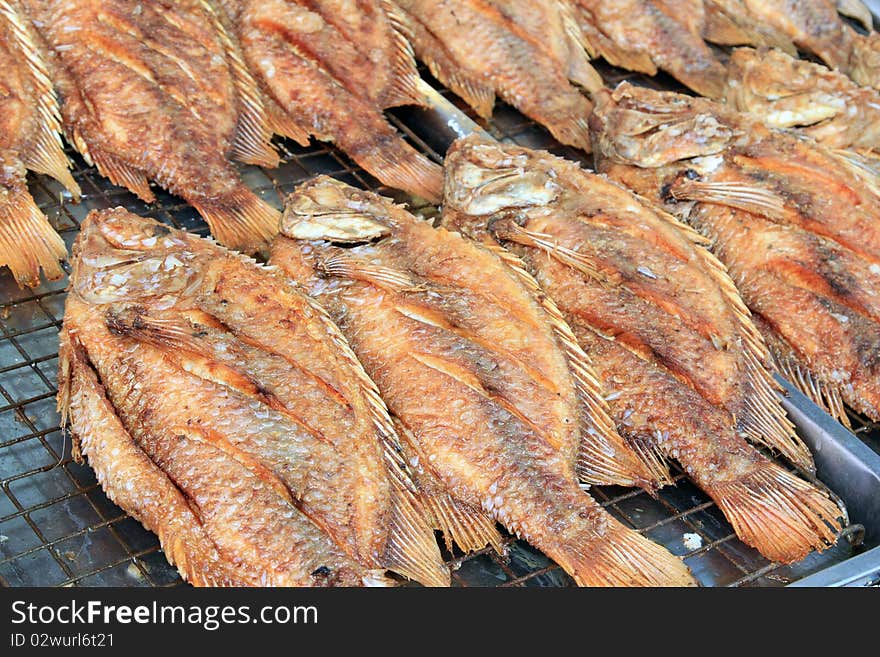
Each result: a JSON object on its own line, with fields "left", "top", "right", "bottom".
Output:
{"left": 6, "top": 1, "right": 880, "bottom": 285}
{"left": 60, "top": 157, "right": 846, "bottom": 586}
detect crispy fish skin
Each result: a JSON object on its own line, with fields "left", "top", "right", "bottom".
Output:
{"left": 442, "top": 136, "right": 843, "bottom": 562}
{"left": 0, "top": 0, "right": 79, "bottom": 287}
{"left": 25, "top": 0, "right": 279, "bottom": 254}
{"left": 221, "top": 0, "right": 443, "bottom": 203}
{"left": 590, "top": 82, "right": 880, "bottom": 424}
{"left": 58, "top": 207, "right": 448, "bottom": 587}
{"left": 393, "top": 0, "right": 597, "bottom": 152}
{"left": 270, "top": 176, "right": 695, "bottom": 586}
{"left": 725, "top": 48, "right": 880, "bottom": 152}
{"left": 572, "top": 0, "right": 727, "bottom": 98}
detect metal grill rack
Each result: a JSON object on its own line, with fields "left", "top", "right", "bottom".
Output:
{"left": 0, "top": 72, "right": 877, "bottom": 587}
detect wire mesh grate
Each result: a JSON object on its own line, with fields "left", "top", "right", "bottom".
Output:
{"left": 0, "top": 71, "right": 874, "bottom": 587}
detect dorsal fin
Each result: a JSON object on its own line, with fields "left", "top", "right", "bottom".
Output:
{"left": 201, "top": 0, "right": 279, "bottom": 168}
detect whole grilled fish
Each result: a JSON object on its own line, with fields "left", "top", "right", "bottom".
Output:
{"left": 392, "top": 0, "right": 599, "bottom": 152}
{"left": 0, "top": 0, "right": 79, "bottom": 287}
{"left": 269, "top": 176, "right": 695, "bottom": 586}
{"left": 591, "top": 82, "right": 880, "bottom": 425}
{"left": 572, "top": 0, "right": 727, "bottom": 98}
{"left": 701, "top": 0, "right": 880, "bottom": 90}
{"left": 724, "top": 47, "right": 880, "bottom": 153}
{"left": 218, "top": 0, "right": 443, "bottom": 203}
{"left": 58, "top": 207, "right": 449, "bottom": 587}
{"left": 24, "top": 0, "right": 280, "bottom": 254}
{"left": 441, "top": 136, "right": 844, "bottom": 563}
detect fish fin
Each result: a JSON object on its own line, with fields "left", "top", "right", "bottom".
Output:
{"left": 348, "top": 134, "right": 443, "bottom": 203}
{"left": 378, "top": 0, "right": 429, "bottom": 108}
{"left": 828, "top": 149, "right": 880, "bottom": 199}
{"left": 0, "top": 1, "right": 80, "bottom": 198}
{"left": 837, "top": 0, "right": 874, "bottom": 31}
{"left": 385, "top": 482, "right": 450, "bottom": 586}
{"left": 557, "top": 0, "right": 604, "bottom": 93}
{"left": 316, "top": 249, "right": 420, "bottom": 293}
{"left": 191, "top": 187, "right": 280, "bottom": 254}
{"left": 267, "top": 103, "right": 312, "bottom": 147}
{"left": 740, "top": 347, "right": 815, "bottom": 472}
{"left": 422, "top": 489, "right": 505, "bottom": 556}
{"left": 0, "top": 183, "right": 66, "bottom": 287}
{"left": 89, "top": 149, "right": 155, "bottom": 203}
{"left": 710, "top": 462, "right": 843, "bottom": 563}
{"left": 670, "top": 178, "right": 789, "bottom": 221}
{"left": 493, "top": 221, "right": 604, "bottom": 282}
{"left": 773, "top": 351, "right": 852, "bottom": 429}
{"left": 564, "top": 518, "right": 696, "bottom": 586}
{"left": 576, "top": 12, "right": 657, "bottom": 75}
{"left": 203, "top": 0, "right": 279, "bottom": 168}
{"left": 479, "top": 239, "right": 667, "bottom": 490}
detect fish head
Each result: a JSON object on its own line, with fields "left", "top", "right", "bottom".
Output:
{"left": 71, "top": 208, "right": 199, "bottom": 306}
{"left": 443, "top": 136, "right": 561, "bottom": 239}
{"left": 280, "top": 176, "right": 394, "bottom": 244}
{"left": 590, "top": 83, "right": 738, "bottom": 170}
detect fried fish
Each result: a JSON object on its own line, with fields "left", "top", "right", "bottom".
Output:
{"left": 591, "top": 82, "right": 880, "bottom": 425}
{"left": 392, "top": 0, "right": 599, "bottom": 151}
{"left": 269, "top": 176, "right": 695, "bottom": 586}
{"left": 218, "top": 0, "right": 444, "bottom": 203}
{"left": 0, "top": 0, "right": 79, "bottom": 287}
{"left": 24, "top": 0, "right": 280, "bottom": 254}
{"left": 59, "top": 207, "right": 449, "bottom": 587}
{"left": 441, "top": 135, "right": 844, "bottom": 563}
{"left": 572, "top": 0, "right": 727, "bottom": 98}
{"left": 701, "top": 0, "right": 880, "bottom": 90}
{"left": 724, "top": 47, "right": 880, "bottom": 153}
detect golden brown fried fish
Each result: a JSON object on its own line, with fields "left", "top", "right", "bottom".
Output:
{"left": 393, "top": 0, "right": 599, "bottom": 151}
{"left": 572, "top": 0, "right": 727, "bottom": 98}
{"left": 702, "top": 0, "right": 880, "bottom": 90}
{"left": 591, "top": 82, "right": 880, "bottom": 425}
{"left": 25, "top": 0, "right": 279, "bottom": 253}
{"left": 725, "top": 47, "right": 880, "bottom": 153}
{"left": 269, "top": 176, "right": 696, "bottom": 586}
{"left": 0, "top": 0, "right": 79, "bottom": 286}
{"left": 441, "top": 136, "right": 844, "bottom": 563}
{"left": 219, "top": 0, "right": 443, "bottom": 203}
{"left": 59, "top": 207, "right": 448, "bottom": 587}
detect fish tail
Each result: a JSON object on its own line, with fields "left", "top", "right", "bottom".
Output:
{"left": 556, "top": 518, "right": 696, "bottom": 587}
{"left": 192, "top": 187, "right": 280, "bottom": 254}
{"left": 384, "top": 482, "right": 451, "bottom": 587}
{"left": 0, "top": 184, "right": 66, "bottom": 287}
{"left": 708, "top": 462, "right": 844, "bottom": 564}
{"left": 348, "top": 134, "right": 443, "bottom": 204}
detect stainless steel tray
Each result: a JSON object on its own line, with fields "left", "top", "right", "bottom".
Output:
{"left": 1, "top": 61, "right": 879, "bottom": 588}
